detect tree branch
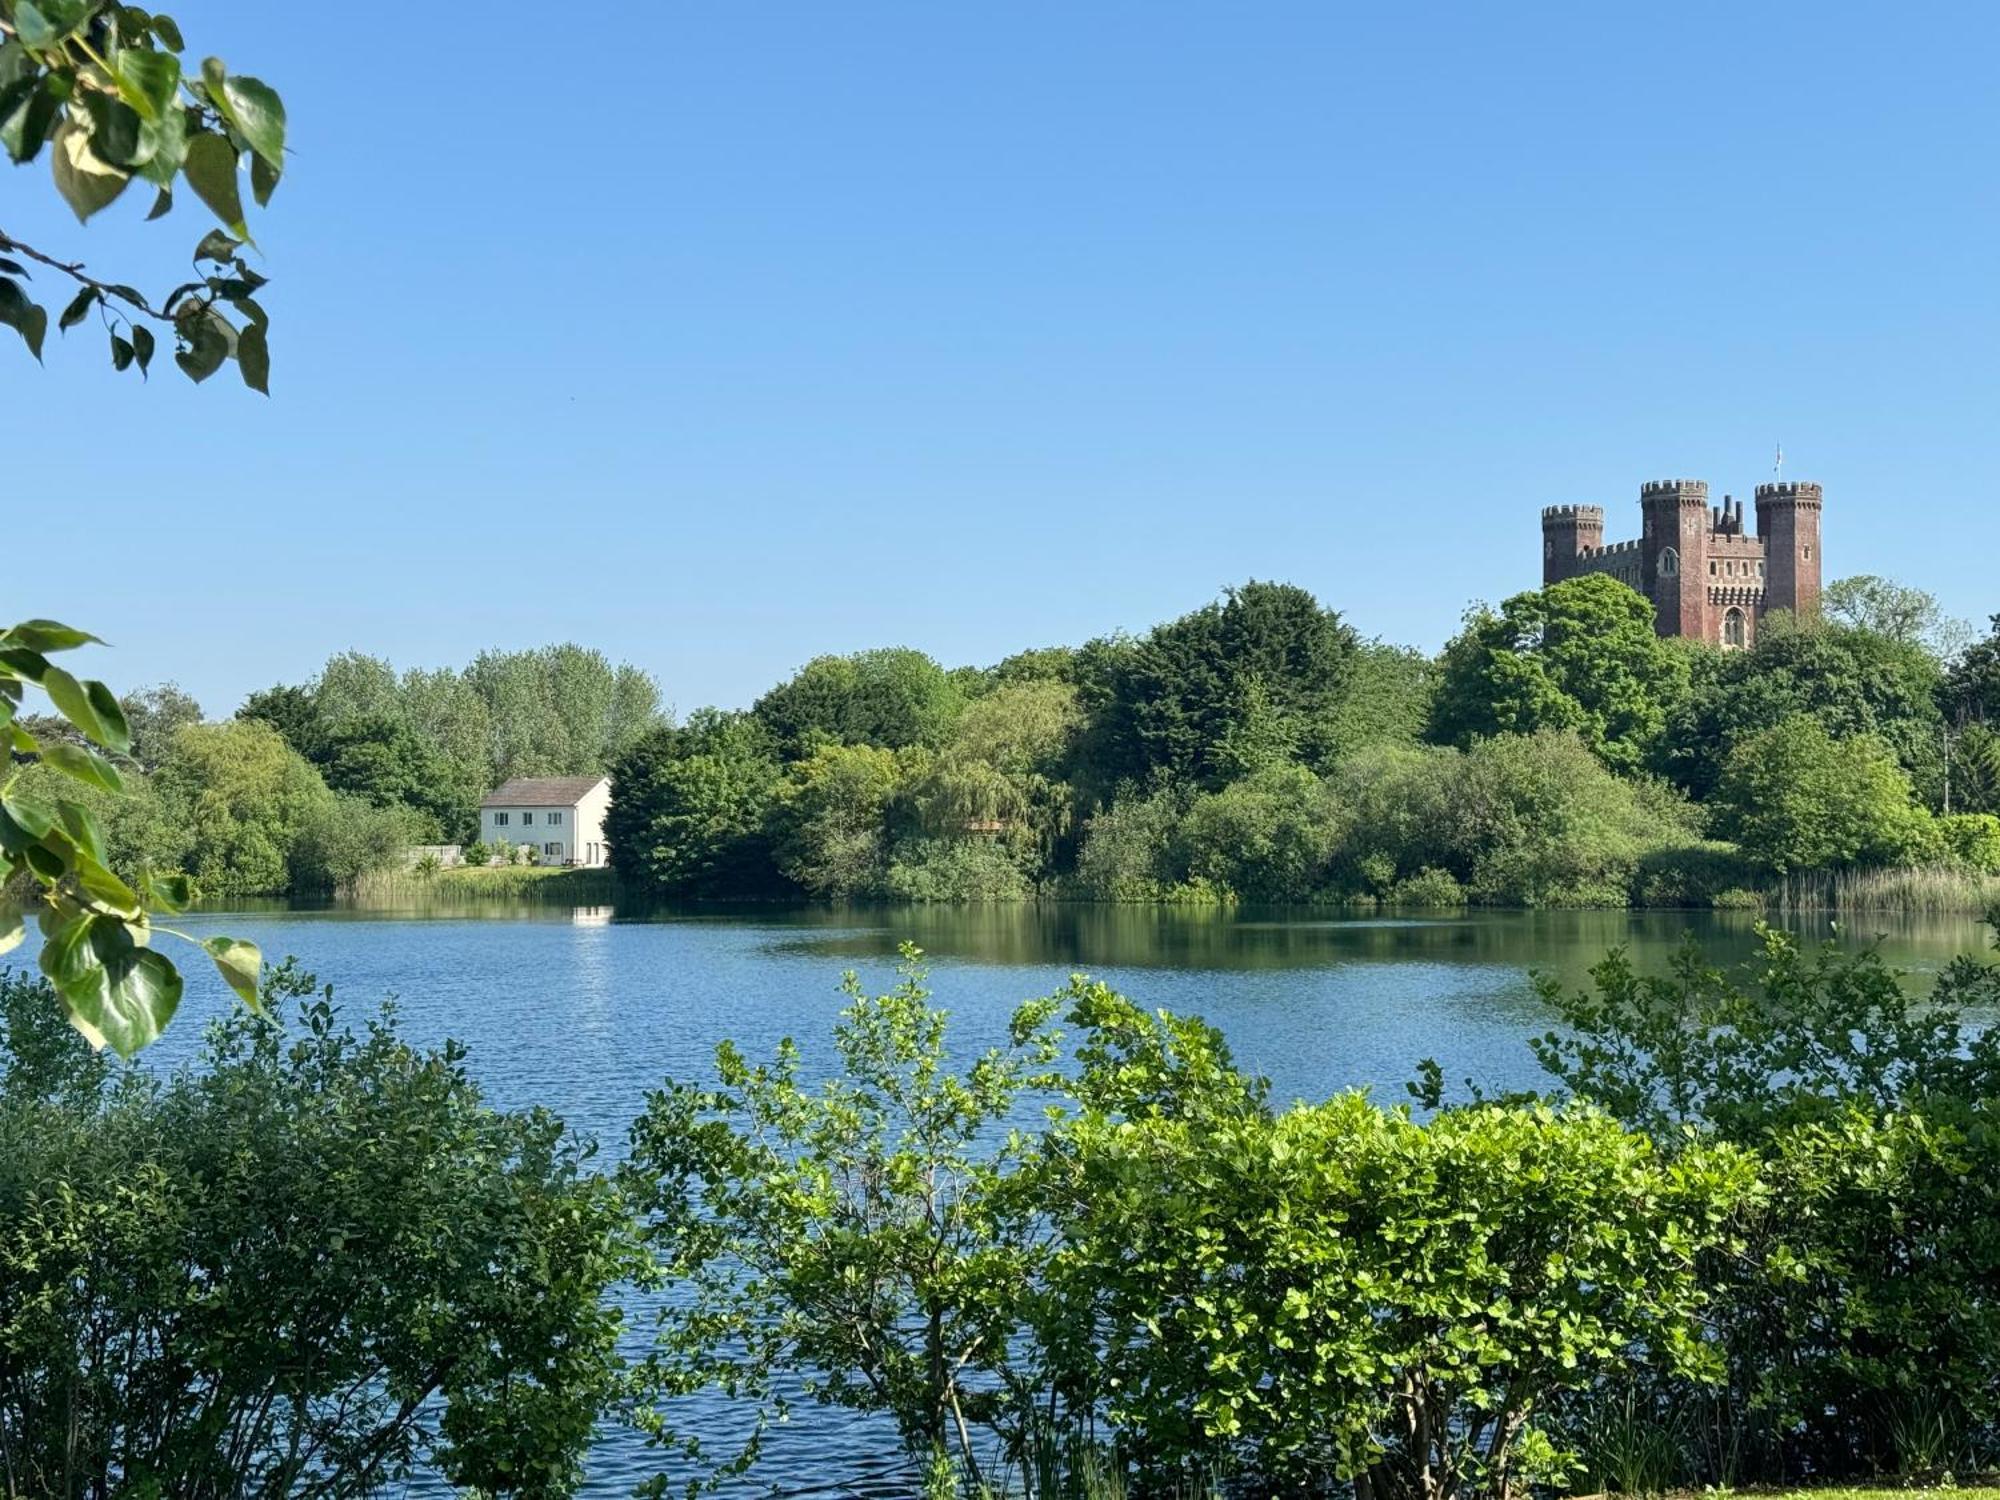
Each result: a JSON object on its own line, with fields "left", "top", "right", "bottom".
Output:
{"left": 0, "top": 229, "right": 172, "bottom": 324}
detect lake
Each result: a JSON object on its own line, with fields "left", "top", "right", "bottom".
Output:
{"left": 7, "top": 900, "right": 1995, "bottom": 1494}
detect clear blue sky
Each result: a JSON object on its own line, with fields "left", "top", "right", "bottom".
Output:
{"left": 11, "top": 1, "right": 1996, "bottom": 716}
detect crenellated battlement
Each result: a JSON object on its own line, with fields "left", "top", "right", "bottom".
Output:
{"left": 1541, "top": 504, "right": 1606, "bottom": 523}
{"left": 1579, "top": 538, "right": 1642, "bottom": 559}
{"left": 1642, "top": 478, "right": 1710, "bottom": 504}
{"left": 1755, "top": 481, "right": 1824, "bottom": 507}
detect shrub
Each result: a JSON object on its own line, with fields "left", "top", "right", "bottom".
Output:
{"left": 462, "top": 839, "right": 491, "bottom": 866}
{"left": 1632, "top": 840, "right": 1759, "bottom": 907}
{"left": 1938, "top": 812, "right": 2000, "bottom": 872}
{"left": 0, "top": 966, "right": 633, "bottom": 1496}
{"left": 883, "top": 835, "right": 1029, "bottom": 901}
{"left": 1072, "top": 789, "right": 1187, "bottom": 900}
{"left": 1178, "top": 763, "right": 1345, "bottom": 902}
{"left": 1386, "top": 866, "right": 1467, "bottom": 907}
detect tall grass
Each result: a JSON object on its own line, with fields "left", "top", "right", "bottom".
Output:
{"left": 343, "top": 864, "right": 620, "bottom": 907}
{"left": 1764, "top": 865, "right": 2000, "bottom": 915}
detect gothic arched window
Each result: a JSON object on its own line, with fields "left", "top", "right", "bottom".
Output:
{"left": 1723, "top": 607, "right": 1747, "bottom": 649}
{"left": 1659, "top": 547, "right": 1680, "bottom": 578}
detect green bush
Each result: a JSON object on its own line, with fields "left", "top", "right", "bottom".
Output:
{"left": 1178, "top": 763, "right": 1344, "bottom": 902}
{"left": 0, "top": 966, "right": 632, "bottom": 1497}
{"left": 1385, "top": 866, "right": 1467, "bottom": 907}
{"left": 1632, "top": 840, "right": 1759, "bottom": 907}
{"left": 1072, "top": 789, "right": 1188, "bottom": 900}
{"left": 1938, "top": 812, "right": 2000, "bottom": 872}
{"left": 883, "top": 835, "right": 1029, "bottom": 901}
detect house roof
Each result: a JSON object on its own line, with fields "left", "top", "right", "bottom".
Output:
{"left": 480, "top": 775, "right": 608, "bottom": 808}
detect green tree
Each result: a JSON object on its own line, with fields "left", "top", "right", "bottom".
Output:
{"left": 1427, "top": 574, "right": 1690, "bottom": 776}
{"left": 1, "top": 1, "right": 285, "bottom": 387}
{"left": 2, "top": 619, "right": 260, "bottom": 1054}
{"left": 468, "top": 644, "right": 663, "bottom": 783}
{"left": 115, "top": 681, "right": 200, "bottom": 770}
{"left": 1322, "top": 639, "right": 1436, "bottom": 757}
{"left": 237, "top": 679, "right": 324, "bottom": 759}
{"left": 1178, "top": 762, "right": 1343, "bottom": 902}
{"left": 604, "top": 712, "right": 781, "bottom": 897}
{"left": 1821, "top": 574, "right": 1970, "bottom": 658}
{"left": 151, "top": 717, "right": 335, "bottom": 895}
{"left": 1712, "top": 715, "right": 1928, "bottom": 873}
{"left": 1945, "top": 614, "right": 2000, "bottom": 727}
{"left": 770, "top": 742, "right": 902, "bottom": 898}
{"left": 0, "top": 963, "right": 633, "bottom": 1495}
{"left": 1665, "top": 618, "right": 1947, "bottom": 803}
{"left": 627, "top": 947, "right": 1063, "bottom": 1485}
{"left": 753, "top": 647, "right": 968, "bottom": 758}
{"left": 1109, "top": 581, "right": 1358, "bottom": 787}
{"left": 316, "top": 714, "right": 465, "bottom": 841}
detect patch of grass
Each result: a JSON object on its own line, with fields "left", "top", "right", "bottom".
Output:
{"left": 345, "top": 864, "right": 619, "bottom": 906}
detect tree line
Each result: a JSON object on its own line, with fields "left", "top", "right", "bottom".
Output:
{"left": 6, "top": 919, "right": 2000, "bottom": 1495}
{"left": 605, "top": 573, "right": 2000, "bottom": 907}
{"left": 9, "top": 645, "right": 664, "bottom": 900}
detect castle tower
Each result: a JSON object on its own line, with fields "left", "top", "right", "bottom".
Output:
{"left": 1540, "top": 504, "right": 1605, "bottom": 585}
{"left": 1755, "top": 481, "right": 1824, "bottom": 620}
{"left": 1640, "top": 479, "right": 1711, "bottom": 639}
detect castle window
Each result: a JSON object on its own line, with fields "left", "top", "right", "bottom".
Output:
{"left": 1803, "top": 546, "right": 1812, "bottom": 560}
{"left": 1709, "top": 561, "right": 1718, "bottom": 576}
{"left": 1659, "top": 547, "right": 1679, "bottom": 578}
{"left": 1722, "top": 607, "right": 1747, "bottom": 650}
{"left": 1758, "top": 561, "right": 1765, "bottom": 578}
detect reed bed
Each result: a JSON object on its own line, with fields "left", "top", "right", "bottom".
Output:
{"left": 344, "top": 864, "right": 621, "bottom": 907}
{"left": 1764, "top": 865, "right": 2000, "bottom": 916}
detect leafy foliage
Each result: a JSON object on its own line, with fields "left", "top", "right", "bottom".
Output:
{"left": 0, "top": 962, "right": 633, "bottom": 1495}
{"left": 1, "top": 0, "right": 284, "bottom": 386}
{"left": 604, "top": 712, "right": 781, "bottom": 897}
{"left": 1427, "top": 574, "right": 1691, "bottom": 775}
{"left": 1, "top": 617, "right": 259, "bottom": 1054}
{"left": 1713, "top": 715, "right": 1930, "bottom": 874}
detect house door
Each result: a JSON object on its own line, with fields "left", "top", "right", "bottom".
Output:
{"left": 545, "top": 841, "right": 565, "bottom": 864}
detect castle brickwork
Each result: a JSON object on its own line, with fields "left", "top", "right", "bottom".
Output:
{"left": 1540, "top": 477, "right": 1823, "bottom": 648}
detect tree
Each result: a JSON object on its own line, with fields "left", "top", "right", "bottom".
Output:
{"left": 2, "top": 618, "right": 260, "bottom": 1055}
{"left": 604, "top": 712, "right": 781, "bottom": 897}
{"left": 1427, "top": 574, "right": 1690, "bottom": 776}
{"left": 237, "top": 679, "right": 324, "bottom": 758}
{"left": 1712, "top": 715, "right": 1928, "bottom": 873}
{"left": 1179, "top": 763, "right": 1343, "bottom": 902}
{"left": 151, "top": 717, "right": 335, "bottom": 895}
{"left": 628, "top": 947, "right": 1063, "bottom": 1486}
{"left": 115, "top": 681, "right": 200, "bottom": 770}
{"left": 316, "top": 714, "right": 466, "bottom": 841}
{"left": 468, "top": 644, "right": 664, "bottom": 783}
{"left": 1, "top": 1, "right": 285, "bottom": 388}
{"left": 1110, "top": 581, "right": 1358, "bottom": 788}
{"left": 1945, "top": 614, "right": 2000, "bottom": 728}
{"left": 1322, "top": 640, "right": 1436, "bottom": 757}
{"left": 752, "top": 648, "right": 968, "bottom": 758}
{"left": 770, "top": 742, "right": 902, "bottom": 897}
{"left": 1821, "top": 575, "right": 1970, "bottom": 658}
{"left": 0, "top": 963, "right": 633, "bottom": 1495}
{"left": 1664, "top": 619, "right": 1947, "bottom": 804}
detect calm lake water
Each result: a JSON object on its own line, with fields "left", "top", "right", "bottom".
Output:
{"left": 7, "top": 901, "right": 1995, "bottom": 1494}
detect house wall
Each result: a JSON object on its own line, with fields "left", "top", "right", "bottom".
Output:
{"left": 477, "top": 779, "right": 612, "bottom": 865}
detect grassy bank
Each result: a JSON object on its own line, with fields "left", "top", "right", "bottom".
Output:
{"left": 345, "top": 864, "right": 620, "bottom": 906}
{"left": 1765, "top": 865, "right": 2000, "bottom": 916}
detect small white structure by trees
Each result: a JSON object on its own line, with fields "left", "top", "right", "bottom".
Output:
{"left": 478, "top": 776, "right": 612, "bottom": 866}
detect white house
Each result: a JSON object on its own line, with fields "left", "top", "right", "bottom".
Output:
{"left": 478, "top": 775, "right": 612, "bottom": 867}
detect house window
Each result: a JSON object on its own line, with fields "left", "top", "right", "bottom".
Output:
{"left": 548, "top": 811, "right": 563, "bottom": 826}
{"left": 545, "top": 841, "right": 563, "bottom": 861}
{"left": 493, "top": 811, "right": 508, "bottom": 827}
{"left": 521, "top": 811, "right": 533, "bottom": 826}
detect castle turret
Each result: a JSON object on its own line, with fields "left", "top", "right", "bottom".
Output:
{"left": 1541, "top": 504, "right": 1605, "bottom": 585}
{"left": 1755, "top": 481, "right": 1823, "bottom": 620}
{"left": 1640, "top": 478, "right": 1711, "bottom": 639}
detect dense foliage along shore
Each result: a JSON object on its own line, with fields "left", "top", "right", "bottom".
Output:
{"left": 13, "top": 574, "right": 1999, "bottom": 909}
{"left": 7, "top": 919, "right": 2000, "bottom": 1496}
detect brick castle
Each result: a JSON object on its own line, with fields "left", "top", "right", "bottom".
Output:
{"left": 1541, "top": 479, "right": 1822, "bottom": 648}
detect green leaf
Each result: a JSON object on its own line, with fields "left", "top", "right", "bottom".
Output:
{"left": 53, "top": 922, "right": 183, "bottom": 1057}
{"left": 57, "top": 285, "right": 97, "bottom": 331}
{"left": 0, "top": 279, "right": 48, "bottom": 361}
{"left": 85, "top": 679, "right": 131, "bottom": 752}
{"left": 194, "top": 227, "right": 240, "bottom": 263}
{"left": 1, "top": 619, "right": 102, "bottom": 652}
{"left": 42, "top": 666, "right": 128, "bottom": 750}
{"left": 0, "top": 646, "right": 52, "bottom": 681}
{"left": 87, "top": 95, "right": 148, "bottom": 168}
{"left": 151, "top": 14, "right": 184, "bottom": 51}
{"left": 131, "top": 323, "right": 155, "bottom": 375}
{"left": 74, "top": 853, "right": 141, "bottom": 916}
{"left": 215, "top": 69, "right": 283, "bottom": 172}
{"left": 1, "top": 75, "right": 62, "bottom": 165}
{"left": 111, "top": 330, "right": 135, "bottom": 370}
{"left": 51, "top": 117, "right": 132, "bottom": 223}
{"left": 147, "top": 183, "right": 173, "bottom": 218}
{"left": 237, "top": 319, "right": 269, "bottom": 394}
{"left": 174, "top": 308, "right": 228, "bottom": 382}
{"left": 40, "top": 741, "right": 124, "bottom": 793}
{"left": 134, "top": 102, "right": 188, "bottom": 186}
{"left": 13, "top": 0, "right": 91, "bottom": 49}
{"left": 114, "top": 47, "right": 182, "bottom": 121}
{"left": 142, "top": 870, "right": 193, "bottom": 912}
{"left": 203, "top": 935, "right": 263, "bottom": 1011}
{"left": 250, "top": 145, "right": 279, "bottom": 206}
{"left": 181, "top": 130, "right": 247, "bottom": 238}
{"left": 55, "top": 799, "right": 105, "bottom": 862}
